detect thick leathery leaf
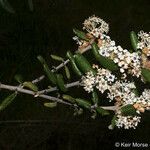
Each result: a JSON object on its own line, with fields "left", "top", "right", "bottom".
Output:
{"left": 74, "top": 53, "right": 96, "bottom": 74}
{"left": 56, "top": 74, "right": 67, "bottom": 92}
{"left": 44, "top": 102, "right": 57, "bottom": 108}
{"left": 91, "top": 90, "right": 99, "bottom": 104}
{"left": 62, "top": 94, "right": 75, "bottom": 103}
{"left": 37, "top": 55, "right": 46, "bottom": 64}
{"left": 141, "top": 68, "right": 150, "bottom": 82}
{"left": 14, "top": 74, "right": 23, "bottom": 84}
{"left": 75, "top": 98, "right": 91, "bottom": 109}
{"left": 73, "top": 28, "right": 89, "bottom": 41}
{"left": 64, "top": 66, "right": 71, "bottom": 79}
{"left": 43, "top": 64, "right": 57, "bottom": 85}
{"left": 51, "top": 54, "right": 64, "bottom": 61}
{"left": 23, "top": 82, "right": 38, "bottom": 92}
{"left": 91, "top": 42, "right": 119, "bottom": 71}
{"left": 96, "top": 107, "right": 110, "bottom": 116}
{"left": 0, "top": 92, "right": 17, "bottom": 111}
{"left": 37, "top": 55, "right": 57, "bottom": 85}
{"left": 121, "top": 104, "right": 137, "bottom": 116}
{"left": 66, "top": 51, "right": 82, "bottom": 77}
{"left": 130, "top": 31, "right": 138, "bottom": 51}
{"left": 108, "top": 115, "right": 117, "bottom": 130}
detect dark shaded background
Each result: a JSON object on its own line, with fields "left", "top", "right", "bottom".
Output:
{"left": 0, "top": 0, "right": 150, "bottom": 149}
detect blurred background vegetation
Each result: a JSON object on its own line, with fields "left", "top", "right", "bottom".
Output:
{"left": 0, "top": 0, "right": 150, "bottom": 149}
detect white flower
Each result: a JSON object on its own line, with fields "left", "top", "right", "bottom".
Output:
{"left": 110, "top": 41, "right": 115, "bottom": 46}
{"left": 120, "top": 68, "right": 125, "bottom": 73}
{"left": 83, "top": 15, "right": 109, "bottom": 37}
{"left": 81, "top": 71, "right": 95, "bottom": 93}
{"left": 137, "top": 30, "right": 150, "bottom": 50}
{"left": 116, "top": 115, "right": 141, "bottom": 129}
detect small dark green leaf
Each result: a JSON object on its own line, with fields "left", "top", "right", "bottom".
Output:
{"left": 130, "top": 31, "right": 138, "bottom": 51}
{"left": 0, "top": 92, "right": 17, "bottom": 111}
{"left": 44, "top": 102, "right": 57, "bottom": 108}
{"left": 56, "top": 74, "right": 68, "bottom": 92}
{"left": 64, "top": 66, "right": 71, "bottom": 79}
{"left": 121, "top": 104, "right": 137, "bottom": 116}
{"left": 43, "top": 64, "right": 57, "bottom": 85}
{"left": 73, "top": 28, "right": 89, "bottom": 41}
{"left": 14, "top": 74, "right": 23, "bottom": 84}
{"left": 91, "top": 42, "right": 119, "bottom": 71}
{"left": 51, "top": 54, "right": 64, "bottom": 61}
{"left": 37, "top": 55, "right": 57, "bottom": 85}
{"left": 141, "top": 68, "right": 150, "bottom": 82}
{"left": 74, "top": 53, "right": 96, "bottom": 74}
{"left": 108, "top": 115, "right": 117, "bottom": 130}
{"left": 23, "top": 82, "right": 38, "bottom": 92}
{"left": 62, "top": 94, "right": 75, "bottom": 103}
{"left": 96, "top": 107, "right": 110, "bottom": 116}
{"left": 37, "top": 55, "right": 46, "bottom": 64}
{"left": 66, "top": 51, "right": 83, "bottom": 77}
{"left": 75, "top": 98, "right": 91, "bottom": 109}
{"left": 92, "top": 90, "right": 99, "bottom": 105}
{"left": 133, "top": 88, "right": 139, "bottom": 97}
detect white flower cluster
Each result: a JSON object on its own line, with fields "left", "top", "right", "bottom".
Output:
{"left": 137, "top": 31, "right": 150, "bottom": 52}
{"left": 116, "top": 115, "right": 141, "bottom": 129}
{"left": 81, "top": 68, "right": 137, "bottom": 104}
{"left": 107, "top": 81, "right": 136, "bottom": 104}
{"left": 133, "top": 89, "right": 150, "bottom": 113}
{"left": 76, "top": 16, "right": 150, "bottom": 129}
{"left": 83, "top": 15, "right": 109, "bottom": 38}
{"left": 81, "top": 68, "right": 116, "bottom": 93}
{"left": 81, "top": 71, "right": 95, "bottom": 93}
{"left": 96, "top": 68, "right": 116, "bottom": 93}
{"left": 98, "top": 35, "right": 141, "bottom": 77}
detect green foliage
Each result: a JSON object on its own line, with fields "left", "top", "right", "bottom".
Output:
{"left": 130, "top": 31, "right": 138, "bottom": 51}
{"left": 64, "top": 66, "right": 71, "bottom": 79}
{"left": 51, "top": 54, "right": 64, "bottom": 61}
{"left": 14, "top": 74, "right": 24, "bottom": 84}
{"left": 44, "top": 102, "right": 57, "bottom": 108}
{"left": 96, "top": 107, "right": 110, "bottom": 116}
{"left": 0, "top": 92, "right": 17, "bottom": 111}
{"left": 73, "top": 28, "right": 89, "bottom": 41}
{"left": 37, "top": 55, "right": 57, "bottom": 85}
{"left": 109, "top": 115, "right": 117, "bottom": 130}
{"left": 75, "top": 98, "right": 91, "bottom": 109}
{"left": 23, "top": 82, "right": 38, "bottom": 92}
{"left": 62, "top": 94, "right": 76, "bottom": 103}
{"left": 37, "top": 55, "right": 46, "bottom": 64}
{"left": 91, "top": 90, "right": 99, "bottom": 105}
{"left": 74, "top": 53, "right": 96, "bottom": 74}
{"left": 91, "top": 42, "right": 119, "bottom": 71}
{"left": 66, "top": 51, "right": 82, "bottom": 77}
{"left": 121, "top": 104, "right": 137, "bottom": 116}
{"left": 141, "top": 68, "right": 150, "bottom": 82}
{"left": 56, "top": 74, "right": 68, "bottom": 92}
